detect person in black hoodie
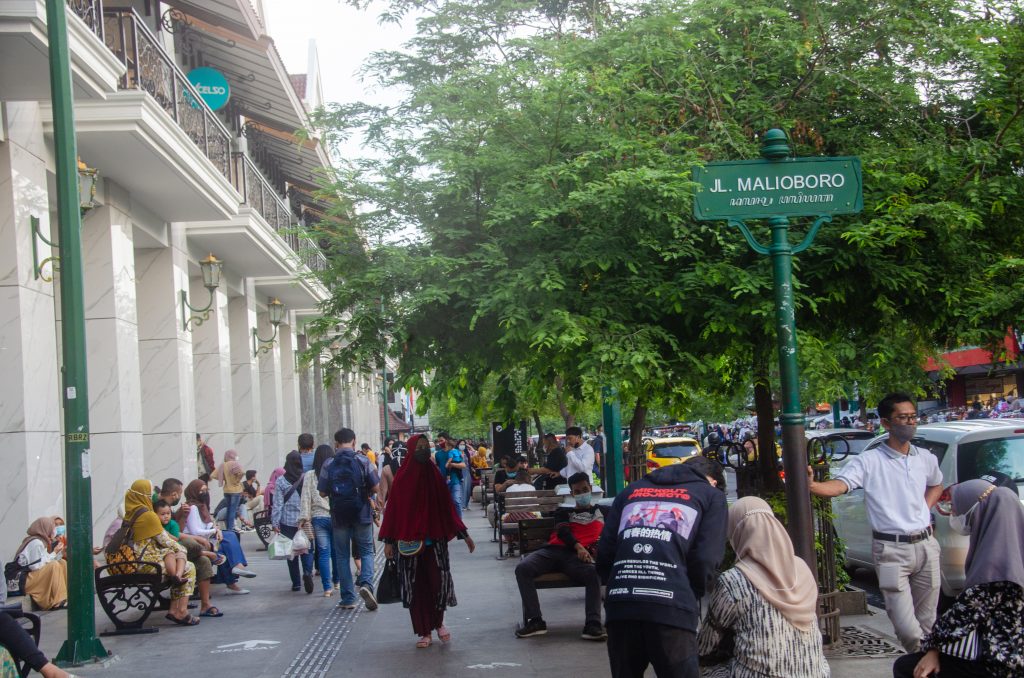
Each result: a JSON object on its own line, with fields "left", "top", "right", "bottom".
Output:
{"left": 596, "top": 462, "right": 727, "bottom": 678}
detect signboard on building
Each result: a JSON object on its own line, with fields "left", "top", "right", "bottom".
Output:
{"left": 187, "top": 67, "right": 231, "bottom": 111}
{"left": 693, "top": 156, "right": 863, "bottom": 221}
{"left": 491, "top": 420, "right": 527, "bottom": 461}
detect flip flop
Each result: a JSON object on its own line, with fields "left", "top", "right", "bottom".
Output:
{"left": 165, "top": 613, "right": 200, "bottom": 626}
{"left": 212, "top": 554, "right": 227, "bottom": 566}
{"left": 437, "top": 625, "right": 452, "bottom": 643}
{"left": 416, "top": 636, "right": 432, "bottom": 648}
{"left": 199, "top": 607, "right": 223, "bottom": 618}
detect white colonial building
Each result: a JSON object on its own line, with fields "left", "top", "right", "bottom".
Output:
{"left": 0, "top": 0, "right": 381, "bottom": 545}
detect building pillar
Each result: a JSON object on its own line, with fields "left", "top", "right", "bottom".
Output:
{"left": 190, "top": 277, "right": 233, "bottom": 460}
{"left": 0, "top": 102, "right": 63, "bottom": 547}
{"left": 135, "top": 225, "right": 196, "bottom": 482}
{"left": 229, "top": 282, "right": 262, "bottom": 473}
{"left": 257, "top": 307, "right": 285, "bottom": 470}
{"left": 279, "top": 319, "right": 301, "bottom": 442}
{"left": 81, "top": 187, "right": 144, "bottom": 535}
{"left": 298, "top": 333, "right": 317, "bottom": 438}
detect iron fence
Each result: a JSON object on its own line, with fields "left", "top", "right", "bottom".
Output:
{"left": 67, "top": 0, "right": 104, "bottom": 40}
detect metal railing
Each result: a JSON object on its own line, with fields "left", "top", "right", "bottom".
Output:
{"left": 102, "top": 8, "right": 232, "bottom": 182}
{"left": 233, "top": 153, "right": 328, "bottom": 273}
{"left": 67, "top": 0, "right": 104, "bottom": 40}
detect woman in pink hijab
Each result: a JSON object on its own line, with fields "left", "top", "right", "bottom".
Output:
{"left": 263, "top": 467, "right": 286, "bottom": 514}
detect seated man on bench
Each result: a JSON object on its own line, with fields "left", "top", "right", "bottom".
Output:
{"left": 514, "top": 472, "right": 605, "bottom": 641}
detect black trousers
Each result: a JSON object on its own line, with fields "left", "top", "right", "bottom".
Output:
{"left": 0, "top": 612, "right": 47, "bottom": 672}
{"left": 892, "top": 652, "right": 992, "bottom": 678}
{"left": 606, "top": 620, "right": 699, "bottom": 678}
{"left": 514, "top": 546, "right": 601, "bottom": 625}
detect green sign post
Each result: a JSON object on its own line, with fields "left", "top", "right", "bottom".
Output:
{"left": 693, "top": 129, "right": 863, "bottom": 575}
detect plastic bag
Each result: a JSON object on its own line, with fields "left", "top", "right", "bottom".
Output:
{"left": 291, "top": 529, "right": 310, "bottom": 556}
{"left": 268, "top": 533, "right": 293, "bottom": 560}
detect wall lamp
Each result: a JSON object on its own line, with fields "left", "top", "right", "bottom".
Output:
{"left": 252, "top": 297, "right": 286, "bottom": 356}
{"left": 31, "top": 160, "right": 100, "bottom": 283}
{"left": 180, "top": 253, "right": 224, "bottom": 331}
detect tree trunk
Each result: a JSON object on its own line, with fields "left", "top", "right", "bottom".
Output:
{"left": 754, "top": 347, "right": 783, "bottom": 493}
{"left": 627, "top": 399, "right": 648, "bottom": 479}
{"left": 532, "top": 409, "right": 545, "bottom": 443}
{"left": 554, "top": 376, "right": 575, "bottom": 428}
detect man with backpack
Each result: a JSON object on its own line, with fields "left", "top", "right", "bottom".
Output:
{"left": 318, "top": 427, "right": 381, "bottom": 610}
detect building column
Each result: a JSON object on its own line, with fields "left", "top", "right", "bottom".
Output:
{"left": 190, "top": 277, "right": 233, "bottom": 460}
{"left": 135, "top": 225, "right": 196, "bottom": 482}
{"left": 279, "top": 319, "right": 301, "bottom": 441}
{"left": 257, "top": 306, "right": 285, "bottom": 470}
{"left": 81, "top": 186, "right": 144, "bottom": 535}
{"left": 298, "top": 333, "right": 318, "bottom": 438}
{"left": 229, "top": 282, "right": 262, "bottom": 473}
{"left": 0, "top": 102, "right": 63, "bottom": 547}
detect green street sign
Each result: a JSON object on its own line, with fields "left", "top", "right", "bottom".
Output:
{"left": 693, "top": 156, "right": 863, "bottom": 221}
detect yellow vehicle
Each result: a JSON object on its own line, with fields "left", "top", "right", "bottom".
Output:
{"left": 642, "top": 436, "right": 703, "bottom": 472}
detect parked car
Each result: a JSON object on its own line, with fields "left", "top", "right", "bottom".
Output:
{"left": 832, "top": 418, "right": 1024, "bottom": 598}
{"left": 641, "top": 436, "right": 703, "bottom": 472}
{"left": 805, "top": 428, "right": 876, "bottom": 464}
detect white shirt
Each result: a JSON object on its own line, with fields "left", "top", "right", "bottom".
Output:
{"left": 17, "top": 538, "right": 58, "bottom": 571}
{"left": 561, "top": 441, "right": 595, "bottom": 479}
{"left": 183, "top": 505, "right": 217, "bottom": 538}
{"left": 506, "top": 483, "right": 536, "bottom": 493}
{"left": 834, "top": 442, "right": 942, "bottom": 534}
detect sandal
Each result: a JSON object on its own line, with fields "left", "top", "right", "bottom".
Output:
{"left": 416, "top": 635, "right": 432, "bottom": 648}
{"left": 165, "top": 613, "right": 200, "bottom": 626}
{"left": 212, "top": 554, "right": 227, "bottom": 566}
{"left": 199, "top": 607, "right": 223, "bottom": 618}
{"left": 437, "top": 625, "right": 452, "bottom": 643}
{"left": 324, "top": 590, "right": 333, "bottom": 598}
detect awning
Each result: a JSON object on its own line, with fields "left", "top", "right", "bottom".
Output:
{"left": 381, "top": 405, "right": 412, "bottom": 434}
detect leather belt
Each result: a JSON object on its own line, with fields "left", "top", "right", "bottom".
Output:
{"left": 872, "top": 526, "right": 933, "bottom": 544}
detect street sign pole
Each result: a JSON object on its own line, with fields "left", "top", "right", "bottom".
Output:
{"left": 693, "top": 129, "right": 863, "bottom": 576}
{"left": 601, "top": 386, "right": 624, "bottom": 497}
{"left": 45, "top": 0, "right": 108, "bottom": 665}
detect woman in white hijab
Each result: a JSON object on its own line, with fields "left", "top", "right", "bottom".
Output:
{"left": 698, "top": 496, "right": 828, "bottom": 677}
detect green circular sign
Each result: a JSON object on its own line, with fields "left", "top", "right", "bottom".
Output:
{"left": 187, "top": 67, "right": 230, "bottom": 111}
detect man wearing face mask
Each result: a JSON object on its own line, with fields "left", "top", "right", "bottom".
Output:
{"left": 808, "top": 392, "right": 943, "bottom": 653}
{"left": 514, "top": 473, "right": 606, "bottom": 641}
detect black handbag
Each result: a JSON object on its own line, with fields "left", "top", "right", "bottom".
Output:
{"left": 4, "top": 558, "right": 38, "bottom": 596}
{"left": 377, "top": 559, "right": 402, "bottom": 605}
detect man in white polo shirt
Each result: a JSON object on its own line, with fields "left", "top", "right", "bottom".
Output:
{"left": 808, "top": 392, "right": 943, "bottom": 652}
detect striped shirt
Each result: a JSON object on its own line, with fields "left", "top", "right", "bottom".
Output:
{"left": 272, "top": 475, "right": 303, "bottom": 528}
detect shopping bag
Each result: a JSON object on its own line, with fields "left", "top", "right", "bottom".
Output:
{"left": 377, "top": 559, "right": 402, "bottom": 605}
{"left": 291, "top": 529, "right": 310, "bottom": 556}
{"left": 268, "top": 533, "right": 294, "bottom": 560}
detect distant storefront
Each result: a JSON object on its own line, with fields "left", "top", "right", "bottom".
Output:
{"left": 926, "top": 334, "right": 1024, "bottom": 408}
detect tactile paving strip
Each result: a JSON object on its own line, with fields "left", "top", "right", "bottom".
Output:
{"left": 824, "top": 625, "right": 904, "bottom": 658}
{"left": 281, "top": 548, "right": 386, "bottom": 677}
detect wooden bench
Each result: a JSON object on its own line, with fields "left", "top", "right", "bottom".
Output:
{"left": 517, "top": 517, "right": 582, "bottom": 589}
{"left": 94, "top": 561, "right": 171, "bottom": 635}
{"left": 497, "top": 490, "right": 564, "bottom": 559}
{"left": 1, "top": 606, "right": 40, "bottom": 678}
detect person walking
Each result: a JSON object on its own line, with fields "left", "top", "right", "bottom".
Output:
{"left": 808, "top": 392, "right": 942, "bottom": 652}
{"left": 318, "top": 427, "right": 381, "bottom": 610}
{"left": 379, "top": 434, "right": 476, "bottom": 648}
{"left": 698, "top": 496, "right": 828, "bottom": 677}
{"left": 433, "top": 433, "right": 466, "bottom": 518}
{"left": 272, "top": 451, "right": 315, "bottom": 593}
{"left": 211, "top": 449, "right": 245, "bottom": 533}
{"left": 893, "top": 479, "right": 1024, "bottom": 678}
{"left": 596, "top": 462, "right": 727, "bottom": 677}
{"left": 300, "top": 444, "right": 340, "bottom": 596}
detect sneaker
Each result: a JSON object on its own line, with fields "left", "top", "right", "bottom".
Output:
{"left": 581, "top": 622, "right": 607, "bottom": 641}
{"left": 515, "top": 618, "right": 547, "bottom": 638}
{"left": 291, "top": 585, "right": 302, "bottom": 592}
{"left": 338, "top": 601, "right": 357, "bottom": 609}
{"left": 358, "top": 584, "right": 378, "bottom": 611}
{"left": 303, "top": 573, "right": 314, "bottom": 594}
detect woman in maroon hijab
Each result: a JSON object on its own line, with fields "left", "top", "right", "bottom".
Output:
{"left": 379, "top": 433, "right": 476, "bottom": 648}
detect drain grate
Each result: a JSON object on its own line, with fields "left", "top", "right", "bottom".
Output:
{"left": 825, "top": 626, "right": 904, "bottom": 658}
{"left": 281, "top": 548, "right": 386, "bottom": 678}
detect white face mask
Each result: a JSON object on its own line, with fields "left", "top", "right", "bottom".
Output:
{"left": 949, "top": 501, "right": 979, "bottom": 536}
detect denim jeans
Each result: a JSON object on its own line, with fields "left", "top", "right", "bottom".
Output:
{"left": 462, "top": 466, "right": 472, "bottom": 508}
{"left": 223, "top": 492, "right": 242, "bottom": 532}
{"left": 311, "top": 516, "right": 335, "bottom": 592}
{"left": 331, "top": 522, "right": 375, "bottom": 605}
{"left": 448, "top": 482, "right": 463, "bottom": 518}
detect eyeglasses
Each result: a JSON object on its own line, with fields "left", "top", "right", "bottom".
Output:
{"left": 888, "top": 414, "right": 919, "bottom": 423}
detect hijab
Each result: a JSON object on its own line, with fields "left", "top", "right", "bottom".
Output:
{"left": 313, "top": 444, "right": 334, "bottom": 478}
{"left": 264, "top": 467, "right": 285, "bottom": 507}
{"left": 952, "top": 479, "right": 1024, "bottom": 590}
{"left": 727, "top": 496, "right": 818, "bottom": 632}
{"left": 122, "top": 479, "right": 164, "bottom": 542}
{"left": 180, "top": 479, "right": 212, "bottom": 524}
{"left": 379, "top": 434, "right": 467, "bottom": 542}
{"left": 212, "top": 449, "right": 242, "bottom": 486}
{"left": 283, "top": 450, "right": 304, "bottom": 484}
{"left": 15, "top": 517, "right": 57, "bottom": 559}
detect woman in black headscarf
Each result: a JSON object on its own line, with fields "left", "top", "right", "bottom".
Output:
{"left": 893, "top": 479, "right": 1024, "bottom": 678}
{"left": 271, "top": 451, "right": 315, "bottom": 592}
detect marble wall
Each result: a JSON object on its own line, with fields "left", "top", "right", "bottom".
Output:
{"left": 228, "top": 282, "right": 262, "bottom": 474}
{"left": 191, "top": 280, "right": 234, "bottom": 460}
{"left": 257, "top": 308, "right": 286, "bottom": 470}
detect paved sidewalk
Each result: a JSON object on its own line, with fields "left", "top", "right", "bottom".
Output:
{"left": 21, "top": 506, "right": 904, "bottom": 677}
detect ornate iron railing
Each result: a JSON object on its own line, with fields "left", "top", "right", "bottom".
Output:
{"left": 67, "top": 0, "right": 104, "bottom": 40}
{"left": 233, "top": 153, "right": 327, "bottom": 273}
{"left": 102, "top": 9, "right": 232, "bottom": 182}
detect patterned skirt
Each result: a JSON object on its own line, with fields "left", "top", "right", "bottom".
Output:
{"left": 397, "top": 541, "right": 457, "bottom": 636}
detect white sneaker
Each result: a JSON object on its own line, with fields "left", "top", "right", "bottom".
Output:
{"left": 358, "top": 585, "right": 378, "bottom": 611}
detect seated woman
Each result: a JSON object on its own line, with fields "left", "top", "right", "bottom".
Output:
{"left": 14, "top": 517, "right": 67, "bottom": 610}
{"left": 177, "top": 479, "right": 254, "bottom": 594}
{"left": 118, "top": 480, "right": 199, "bottom": 626}
{"left": 893, "top": 479, "right": 1024, "bottom": 678}
{"left": 698, "top": 496, "right": 828, "bottom": 677}
{"left": 0, "top": 611, "right": 75, "bottom": 677}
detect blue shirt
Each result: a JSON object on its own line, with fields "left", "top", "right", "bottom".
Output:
{"left": 316, "top": 448, "right": 380, "bottom": 525}
{"left": 435, "top": 448, "right": 463, "bottom": 486}
{"left": 300, "top": 451, "right": 315, "bottom": 472}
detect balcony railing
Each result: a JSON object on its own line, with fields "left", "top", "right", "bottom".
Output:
{"left": 67, "top": 0, "right": 104, "bottom": 40}
{"left": 102, "top": 8, "right": 232, "bottom": 182}
{"left": 233, "top": 153, "right": 327, "bottom": 273}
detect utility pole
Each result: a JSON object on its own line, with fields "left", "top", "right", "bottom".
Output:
{"left": 602, "top": 386, "right": 624, "bottom": 496}
{"left": 46, "top": 0, "right": 108, "bottom": 665}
